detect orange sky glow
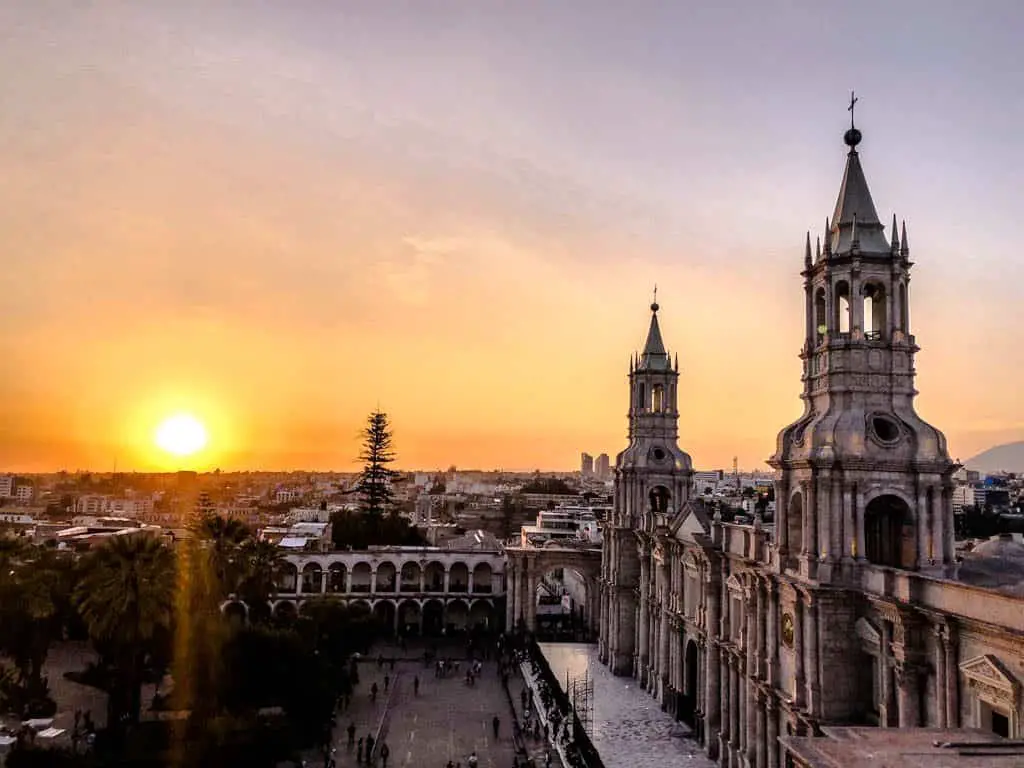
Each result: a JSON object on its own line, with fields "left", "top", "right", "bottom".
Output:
{"left": 1, "top": 3, "right": 1023, "bottom": 474}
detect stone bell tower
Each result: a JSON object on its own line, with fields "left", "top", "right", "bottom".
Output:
{"left": 769, "top": 112, "right": 957, "bottom": 582}
{"left": 601, "top": 297, "right": 693, "bottom": 675}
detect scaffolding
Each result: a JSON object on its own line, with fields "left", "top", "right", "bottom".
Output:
{"left": 566, "top": 667, "right": 595, "bottom": 738}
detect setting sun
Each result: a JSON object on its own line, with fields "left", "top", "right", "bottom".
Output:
{"left": 155, "top": 414, "right": 209, "bottom": 457}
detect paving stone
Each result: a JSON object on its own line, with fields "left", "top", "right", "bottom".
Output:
{"left": 539, "top": 644, "right": 716, "bottom": 768}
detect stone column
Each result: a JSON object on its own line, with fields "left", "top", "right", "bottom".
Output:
{"left": 896, "top": 662, "right": 919, "bottom": 728}
{"left": 766, "top": 698, "right": 779, "bottom": 768}
{"left": 934, "top": 624, "right": 948, "bottom": 727}
{"left": 880, "top": 621, "right": 893, "bottom": 727}
{"left": 817, "top": 472, "right": 831, "bottom": 562}
{"left": 526, "top": 561, "right": 537, "bottom": 632}
{"left": 756, "top": 693, "right": 767, "bottom": 768}
{"left": 765, "top": 581, "right": 777, "bottom": 686}
{"left": 855, "top": 487, "right": 866, "bottom": 562}
{"left": 776, "top": 480, "right": 789, "bottom": 555}
{"left": 745, "top": 605, "right": 757, "bottom": 764}
{"left": 467, "top": 571, "right": 475, "bottom": 594}
{"left": 443, "top": 567, "right": 450, "bottom": 594}
{"left": 718, "top": 656, "right": 730, "bottom": 766}
{"left": 944, "top": 626, "right": 959, "bottom": 727}
{"left": 916, "top": 487, "right": 930, "bottom": 568}
{"left": 639, "top": 552, "right": 651, "bottom": 684}
{"left": 705, "top": 582, "right": 721, "bottom": 759}
{"left": 931, "top": 487, "right": 945, "bottom": 566}
{"left": 730, "top": 658, "right": 740, "bottom": 755}
{"left": 793, "top": 598, "right": 805, "bottom": 706}
{"left": 755, "top": 580, "right": 766, "bottom": 680}
{"left": 830, "top": 475, "right": 842, "bottom": 562}
{"left": 659, "top": 562, "right": 671, "bottom": 701}
{"left": 804, "top": 599, "right": 819, "bottom": 716}
{"left": 505, "top": 562, "right": 516, "bottom": 631}
{"left": 842, "top": 485, "right": 855, "bottom": 563}
{"left": 806, "top": 477, "right": 818, "bottom": 557}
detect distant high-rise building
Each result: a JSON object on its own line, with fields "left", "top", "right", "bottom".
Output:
{"left": 580, "top": 452, "right": 594, "bottom": 476}
{"left": 595, "top": 453, "right": 611, "bottom": 480}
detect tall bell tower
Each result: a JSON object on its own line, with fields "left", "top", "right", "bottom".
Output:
{"left": 770, "top": 109, "right": 957, "bottom": 582}
{"left": 601, "top": 297, "right": 693, "bottom": 675}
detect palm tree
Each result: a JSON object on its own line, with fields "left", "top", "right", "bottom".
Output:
{"left": 236, "top": 539, "right": 285, "bottom": 615}
{"left": 190, "top": 514, "right": 252, "bottom": 598}
{"left": 73, "top": 534, "right": 175, "bottom": 727}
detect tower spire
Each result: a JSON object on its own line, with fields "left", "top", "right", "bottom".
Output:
{"left": 638, "top": 296, "right": 668, "bottom": 370}
{"left": 804, "top": 231, "right": 812, "bottom": 268}
{"left": 900, "top": 220, "right": 909, "bottom": 256}
{"left": 891, "top": 214, "right": 900, "bottom": 254}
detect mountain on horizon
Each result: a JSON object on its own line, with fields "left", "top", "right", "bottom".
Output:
{"left": 964, "top": 441, "right": 1024, "bottom": 474}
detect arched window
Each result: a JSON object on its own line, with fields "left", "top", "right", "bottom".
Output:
{"left": 637, "top": 383, "right": 646, "bottom": 412}
{"left": 864, "top": 495, "right": 914, "bottom": 568}
{"left": 835, "top": 282, "right": 851, "bottom": 334}
{"left": 815, "top": 287, "right": 827, "bottom": 344}
{"left": 863, "top": 283, "right": 887, "bottom": 341}
{"left": 651, "top": 384, "right": 664, "bottom": 412}
{"left": 649, "top": 486, "right": 671, "bottom": 514}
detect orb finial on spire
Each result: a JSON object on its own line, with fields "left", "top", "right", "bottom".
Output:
{"left": 844, "top": 90, "right": 862, "bottom": 149}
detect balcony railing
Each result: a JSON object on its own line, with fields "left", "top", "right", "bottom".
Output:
{"left": 472, "top": 584, "right": 493, "bottom": 594}
{"left": 400, "top": 582, "right": 420, "bottom": 593}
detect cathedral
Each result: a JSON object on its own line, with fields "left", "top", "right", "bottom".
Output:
{"left": 598, "top": 118, "right": 1024, "bottom": 767}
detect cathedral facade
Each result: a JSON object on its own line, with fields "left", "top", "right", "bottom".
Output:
{"left": 598, "top": 122, "right": 1024, "bottom": 768}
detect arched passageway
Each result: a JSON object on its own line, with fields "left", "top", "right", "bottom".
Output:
{"left": 422, "top": 599, "right": 444, "bottom": 636}
{"left": 469, "top": 600, "right": 495, "bottom": 633}
{"left": 398, "top": 600, "right": 422, "bottom": 636}
{"left": 373, "top": 600, "right": 397, "bottom": 635}
{"left": 446, "top": 599, "right": 470, "bottom": 633}
{"left": 679, "top": 639, "right": 699, "bottom": 726}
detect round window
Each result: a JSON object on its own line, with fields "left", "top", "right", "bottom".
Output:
{"left": 871, "top": 415, "right": 900, "bottom": 443}
{"left": 652, "top": 447, "right": 667, "bottom": 462}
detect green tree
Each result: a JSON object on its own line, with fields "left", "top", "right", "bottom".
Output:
{"left": 0, "top": 541, "right": 73, "bottom": 717}
{"left": 236, "top": 539, "right": 286, "bottom": 616}
{"left": 356, "top": 410, "right": 398, "bottom": 516}
{"left": 73, "top": 534, "right": 176, "bottom": 729}
{"left": 190, "top": 514, "right": 253, "bottom": 598}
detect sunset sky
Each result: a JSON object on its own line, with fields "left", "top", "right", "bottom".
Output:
{"left": 2, "top": 1, "right": 1023, "bottom": 473}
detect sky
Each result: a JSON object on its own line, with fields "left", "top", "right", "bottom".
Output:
{"left": 1, "top": 0, "right": 1023, "bottom": 473}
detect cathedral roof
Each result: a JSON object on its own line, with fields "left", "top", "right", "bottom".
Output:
{"left": 638, "top": 301, "right": 670, "bottom": 371}
{"left": 827, "top": 127, "right": 892, "bottom": 255}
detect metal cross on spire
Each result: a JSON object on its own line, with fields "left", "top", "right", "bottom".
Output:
{"left": 848, "top": 90, "right": 859, "bottom": 130}
{"left": 651, "top": 284, "right": 658, "bottom": 311}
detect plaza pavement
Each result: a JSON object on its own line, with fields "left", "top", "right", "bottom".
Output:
{"left": 324, "top": 645, "right": 521, "bottom": 768}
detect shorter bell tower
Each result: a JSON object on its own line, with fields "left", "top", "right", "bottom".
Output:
{"left": 602, "top": 297, "right": 693, "bottom": 675}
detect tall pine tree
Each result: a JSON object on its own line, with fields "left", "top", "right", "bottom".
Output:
{"left": 356, "top": 410, "right": 398, "bottom": 515}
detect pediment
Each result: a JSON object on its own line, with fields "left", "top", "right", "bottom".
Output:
{"left": 725, "top": 573, "right": 744, "bottom": 594}
{"left": 854, "top": 618, "right": 881, "bottom": 646}
{"left": 670, "top": 499, "right": 711, "bottom": 543}
{"left": 959, "top": 654, "right": 1018, "bottom": 694}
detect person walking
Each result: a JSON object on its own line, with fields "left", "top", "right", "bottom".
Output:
{"left": 492, "top": 715, "right": 500, "bottom": 739}
{"left": 356, "top": 738, "right": 363, "bottom": 764}
{"left": 413, "top": 675, "right": 420, "bottom": 696}
{"left": 380, "top": 742, "right": 390, "bottom": 767}
{"left": 347, "top": 722, "right": 356, "bottom": 747}
{"left": 366, "top": 734, "right": 375, "bottom": 761}
{"left": 384, "top": 674, "right": 390, "bottom": 693}
{"left": 371, "top": 682, "right": 379, "bottom": 702}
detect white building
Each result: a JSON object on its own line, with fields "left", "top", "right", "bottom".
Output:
{"left": 237, "top": 530, "right": 507, "bottom": 636}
